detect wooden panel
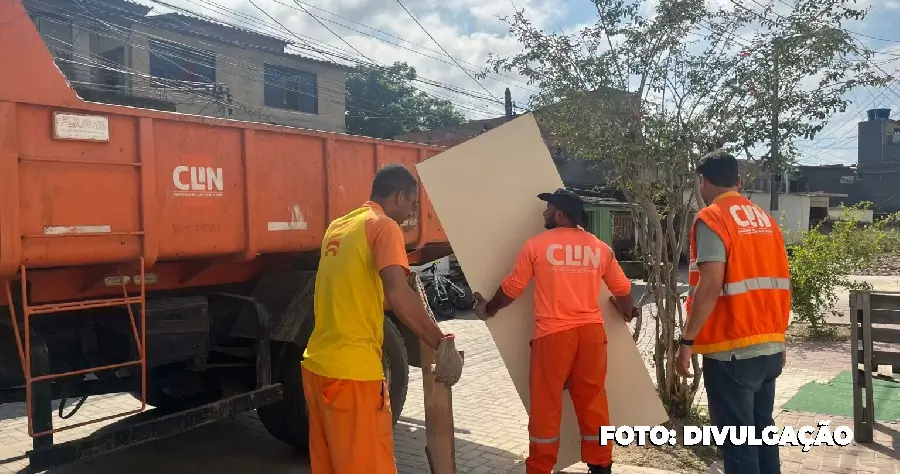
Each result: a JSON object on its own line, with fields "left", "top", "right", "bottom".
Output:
{"left": 870, "top": 309, "right": 900, "bottom": 325}
{"left": 415, "top": 114, "right": 667, "bottom": 472}
{"left": 870, "top": 327, "right": 900, "bottom": 344}
{"left": 871, "top": 292, "right": 900, "bottom": 311}
{"left": 411, "top": 274, "right": 459, "bottom": 474}
{"left": 856, "top": 350, "right": 900, "bottom": 370}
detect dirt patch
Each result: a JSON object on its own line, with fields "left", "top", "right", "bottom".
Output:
{"left": 612, "top": 413, "right": 720, "bottom": 473}
{"left": 860, "top": 252, "right": 900, "bottom": 277}
{"left": 786, "top": 322, "right": 850, "bottom": 343}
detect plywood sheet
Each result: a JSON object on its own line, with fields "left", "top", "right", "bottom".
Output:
{"left": 415, "top": 114, "right": 668, "bottom": 472}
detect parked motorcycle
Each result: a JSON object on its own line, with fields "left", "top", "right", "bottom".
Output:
{"left": 419, "top": 262, "right": 476, "bottom": 320}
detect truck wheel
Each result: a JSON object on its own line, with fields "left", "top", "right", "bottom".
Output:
{"left": 257, "top": 316, "right": 409, "bottom": 452}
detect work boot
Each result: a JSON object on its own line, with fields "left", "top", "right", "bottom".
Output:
{"left": 587, "top": 463, "right": 612, "bottom": 474}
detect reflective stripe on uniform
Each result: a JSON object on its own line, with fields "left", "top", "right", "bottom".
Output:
{"left": 529, "top": 435, "right": 560, "bottom": 444}
{"left": 582, "top": 435, "right": 600, "bottom": 441}
{"left": 688, "top": 276, "right": 790, "bottom": 296}
{"left": 723, "top": 277, "right": 791, "bottom": 296}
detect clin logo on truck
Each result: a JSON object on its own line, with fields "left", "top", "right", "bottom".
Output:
{"left": 172, "top": 166, "right": 224, "bottom": 197}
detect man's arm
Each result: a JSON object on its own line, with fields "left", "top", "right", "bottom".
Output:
{"left": 484, "top": 241, "right": 535, "bottom": 317}
{"left": 381, "top": 266, "right": 444, "bottom": 349}
{"left": 683, "top": 220, "right": 726, "bottom": 339}
{"left": 370, "top": 219, "right": 444, "bottom": 350}
{"left": 603, "top": 246, "right": 636, "bottom": 319}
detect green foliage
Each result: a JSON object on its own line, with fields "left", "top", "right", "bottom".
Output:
{"left": 722, "top": 0, "right": 889, "bottom": 172}
{"left": 786, "top": 204, "right": 900, "bottom": 334}
{"left": 345, "top": 62, "right": 465, "bottom": 139}
{"left": 480, "top": 0, "right": 886, "bottom": 419}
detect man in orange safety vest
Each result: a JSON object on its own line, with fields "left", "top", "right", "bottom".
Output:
{"left": 677, "top": 151, "right": 791, "bottom": 474}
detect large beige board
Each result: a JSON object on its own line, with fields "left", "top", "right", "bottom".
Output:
{"left": 416, "top": 114, "right": 668, "bottom": 472}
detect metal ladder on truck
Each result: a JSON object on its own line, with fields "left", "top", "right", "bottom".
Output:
{"left": 2, "top": 257, "right": 148, "bottom": 445}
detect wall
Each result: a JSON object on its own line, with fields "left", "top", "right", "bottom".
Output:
{"left": 130, "top": 25, "right": 346, "bottom": 133}
{"left": 682, "top": 190, "right": 810, "bottom": 244}
{"left": 798, "top": 163, "right": 900, "bottom": 214}
{"left": 858, "top": 118, "right": 900, "bottom": 165}
{"left": 743, "top": 192, "right": 810, "bottom": 244}
{"left": 828, "top": 208, "right": 874, "bottom": 223}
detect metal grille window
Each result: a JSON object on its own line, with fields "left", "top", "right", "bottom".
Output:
{"left": 263, "top": 64, "right": 318, "bottom": 114}
{"left": 148, "top": 38, "right": 216, "bottom": 84}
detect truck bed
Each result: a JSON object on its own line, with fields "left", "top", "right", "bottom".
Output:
{"left": 0, "top": 0, "right": 450, "bottom": 288}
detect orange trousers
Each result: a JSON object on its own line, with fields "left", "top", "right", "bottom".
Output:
{"left": 301, "top": 366, "right": 397, "bottom": 474}
{"left": 526, "top": 323, "right": 612, "bottom": 474}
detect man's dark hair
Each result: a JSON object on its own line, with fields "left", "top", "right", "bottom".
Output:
{"left": 370, "top": 163, "right": 418, "bottom": 200}
{"left": 695, "top": 150, "right": 740, "bottom": 187}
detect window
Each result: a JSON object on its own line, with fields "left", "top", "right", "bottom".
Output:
{"left": 753, "top": 178, "right": 768, "bottom": 192}
{"left": 32, "top": 15, "right": 74, "bottom": 78}
{"left": 264, "top": 64, "right": 318, "bottom": 114}
{"left": 149, "top": 39, "right": 215, "bottom": 84}
{"left": 93, "top": 45, "right": 126, "bottom": 87}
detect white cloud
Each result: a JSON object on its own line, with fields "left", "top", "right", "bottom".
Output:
{"left": 141, "top": 0, "right": 567, "bottom": 119}
{"left": 136, "top": 0, "right": 895, "bottom": 160}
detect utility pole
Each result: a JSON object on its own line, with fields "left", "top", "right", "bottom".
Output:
{"left": 769, "top": 37, "right": 781, "bottom": 213}
{"left": 504, "top": 88, "right": 513, "bottom": 121}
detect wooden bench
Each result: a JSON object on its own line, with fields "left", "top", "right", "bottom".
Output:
{"left": 850, "top": 290, "right": 900, "bottom": 443}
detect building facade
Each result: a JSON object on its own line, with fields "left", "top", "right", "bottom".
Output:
{"left": 23, "top": 0, "right": 347, "bottom": 133}
{"left": 796, "top": 108, "right": 900, "bottom": 216}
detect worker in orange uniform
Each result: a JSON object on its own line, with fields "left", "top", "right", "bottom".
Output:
{"left": 676, "top": 151, "right": 791, "bottom": 474}
{"left": 473, "top": 188, "right": 638, "bottom": 474}
{"left": 301, "top": 163, "right": 465, "bottom": 474}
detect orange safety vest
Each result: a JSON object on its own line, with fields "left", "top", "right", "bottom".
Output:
{"left": 685, "top": 191, "right": 791, "bottom": 355}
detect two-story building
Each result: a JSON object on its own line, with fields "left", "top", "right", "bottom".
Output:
{"left": 23, "top": 0, "right": 348, "bottom": 133}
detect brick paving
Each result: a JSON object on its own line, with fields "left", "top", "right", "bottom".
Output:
{"left": 0, "top": 282, "right": 897, "bottom": 473}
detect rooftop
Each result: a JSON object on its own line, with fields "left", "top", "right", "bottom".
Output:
{"left": 139, "top": 11, "right": 345, "bottom": 70}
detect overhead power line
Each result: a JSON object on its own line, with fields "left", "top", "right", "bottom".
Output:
{"left": 394, "top": 0, "right": 499, "bottom": 102}
{"left": 143, "top": 0, "right": 504, "bottom": 115}
{"left": 43, "top": 0, "right": 505, "bottom": 118}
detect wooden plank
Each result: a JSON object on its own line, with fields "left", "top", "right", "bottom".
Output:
{"left": 861, "top": 292, "right": 875, "bottom": 443}
{"left": 851, "top": 292, "right": 863, "bottom": 439}
{"left": 410, "top": 273, "right": 458, "bottom": 474}
{"left": 869, "top": 309, "right": 900, "bottom": 325}
{"left": 871, "top": 327, "right": 900, "bottom": 344}
{"left": 857, "top": 349, "right": 900, "bottom": 367}
{"left": 871, "top": 293, "right": 900, "bottom": 311}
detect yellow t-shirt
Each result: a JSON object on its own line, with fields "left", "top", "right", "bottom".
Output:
{"left": 301, "top": 201, "right": 410, "bottom": 381}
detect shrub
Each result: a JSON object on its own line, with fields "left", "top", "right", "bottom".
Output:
{"left": 786, "top": 203, "right": 898, "bottom": 333}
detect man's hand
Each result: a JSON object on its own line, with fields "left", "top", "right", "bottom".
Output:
{"left": 432, "top": 335, "right": 464, "bottom": 386}
{"left": 472, "top": 292, "right": 491, "bottom": 321}
{"left": 608, "top": 296, "right": 638, "bottom": 322}
{"left": 675, "top": 344, "right": 693, "bottom": 377}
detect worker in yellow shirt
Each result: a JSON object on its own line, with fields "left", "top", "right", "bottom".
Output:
{"left": 301, "top": 163, "right": 464, "bottom": 474}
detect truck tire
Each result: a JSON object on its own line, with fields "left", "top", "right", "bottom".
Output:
{"left": 257, "top": 316, "right": 409, "bottom": 452}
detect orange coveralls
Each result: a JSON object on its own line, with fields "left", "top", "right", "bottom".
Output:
{"left": 499, "top": 227, "right": 633, "bottom": 474}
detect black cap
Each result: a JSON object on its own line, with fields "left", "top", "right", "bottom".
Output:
{"left": 538, "top": 188, "right": 588, "bottom": 228}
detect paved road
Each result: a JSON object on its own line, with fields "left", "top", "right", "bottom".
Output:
{"left": 0, "top": 299, "right": 897, "bottom": 474}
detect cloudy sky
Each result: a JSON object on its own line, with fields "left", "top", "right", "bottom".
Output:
{"left": 136, "top": 0, "right": 900, "bottom": 166}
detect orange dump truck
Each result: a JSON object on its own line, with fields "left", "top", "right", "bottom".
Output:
{"left": 0, "top": 0, "right": 455, "bottom": 469}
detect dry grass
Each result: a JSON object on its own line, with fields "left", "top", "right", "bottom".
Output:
{"left": 612, "top": 410, "right": 721, "bottom": 473}
{"left": 786, "top": 322, "right": 850, "bottom": 343}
